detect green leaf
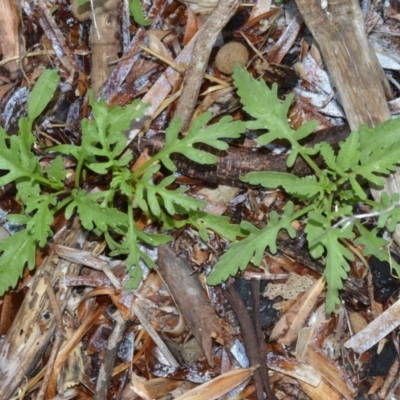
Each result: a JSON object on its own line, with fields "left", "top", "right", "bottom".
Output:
{"left": 316, "top": 142, "right": 337, "bottom": 171}
{"left": 129, "top": 0, "right": 151, "bottom": 25}
{"left": 354, "top": 223, "right": 389, "bottom": 257}
{"left": 0, "top": 230, "right": 36, "bottom": 296}
{"left": 322, "top": 229, "right": 354, "bottom": 312}
{"left": 241, "top": 171, "right": 298, "bottom": 189}
{"left": 157, "top": 113, "right": 245, "bottom": 172}
{"left": 25, "top": 195, "right": 56, "bottom": 246}
{"left": 0, "top": 128, "right": 47, "bottom": 189}
{"left": 371, "top": 192, "right": 400, "bottom": 232}
{"left": 136, "top": 175, "right": 205, "bottom": 217}
{"left": 233, "top": 64, "right": 292, "bottom": 141}
{"left": 106, "top": 220, "right": 171, "bottom": 289}
{"left": 188, "top": 211, "right": 247, "bottom": 242}
{"left": 27, "top": 69, "right": 60, "bottom": 123}
{"left": 336, "top": 131, "right": 360, "bottom": 172}
{"left": 305, "top": 211, "right": 355, "bottom": 312}
{"left": 242, "top": 171, "right": 325, "bottom": 200}
{"left": 46, "top": 155, "right": 67, "bottom": 183}
{"left": 207, "top": 202, "right": 296, "bottom": 284}
{"left": 353, "top": 119, "right": 400, "bottom": 187}
{"left": 66, "top": 189, "right": 127, "bottom": 232}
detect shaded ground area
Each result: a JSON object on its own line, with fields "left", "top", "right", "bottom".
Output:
{"left": 1, "top": 0, "right": 400, "bottom": 398}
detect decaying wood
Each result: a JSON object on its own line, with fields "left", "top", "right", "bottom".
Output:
{"left": 174, "top": 0, "right": 240, "bottom": 131}
{"left": 267, "top": 354, "right": 321, "bottom": 388}
{"left": 102, "top": 0, "right": 166, "bottom": 102}
{"left": 299, "top": 378, "right": 343, "bottom": 400}
{"left": 0, "top": 0, "right": 21, "bottom": 80}
{"left": 294, "top": 0, "right": 392, "bottom": 130}
{"left": 56, "top": 246, "right": 181, "bottom": 367}
{"left": 0, "top": 218, "right": 94, "bottom": 399}
{"left": 294, "top": 0, "right": 400, "bottom": 246}
{"left": 90, "top": 0, "right": 120, "bottom": 98}
{"left": 157, "top": 245, "right": 232, "bottom": 367}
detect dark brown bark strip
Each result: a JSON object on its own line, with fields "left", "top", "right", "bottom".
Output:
{"left": 174, "top": 0, "right": 240, "bottom": 131}
{"left": 250, "top": 279, "right": 276, "bottom": 400}
{"left": 224, "top": 284, "right": 266, "bottom": 400}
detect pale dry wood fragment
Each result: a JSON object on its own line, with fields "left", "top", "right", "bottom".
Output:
{"left": 266, "top": 10, "right": 302, "bottom": 64}
{"left": 294, "top": 0, "right": 391, "bottom": 130}
{"left": 0, "top": 0, "right": 21, "bottom": 80}
{"left": 21, "top": 0, "right": 78, "bottom": 75}
{"left": 304, "top": 345, "right": 355, "bottom": 400}
{"left": 269, "top": 277, "right": 325, "bottom": 345}
{"left": 299, "top": 377, "right": 343, "bottom": 400}
{"left": 126, "top": 36, "right": 196, "bottom": 143}
{"left": 89, "top": 0, "right": 120, "bottom": 97}
{"left": 266, "top": 353, "right": 321, "bottom": 387}
{"left": 377, "top": 359, "right": 400, "bottom": 399}
{"left": 94, "top": 310, "right": 127, "bottom": 400}
{"left": 46, "top": 304, "right": 106, "bottom": 397}
{"left": 174, "top": 0, "right": 240, "bottom": 131}
{"left": 344, "top": 297, "right": 400, "bottom": 353}
{"left": 174, "top": 366, "right": 258, "bottom": 400}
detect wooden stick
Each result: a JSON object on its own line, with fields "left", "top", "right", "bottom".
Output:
{"left": 174, "top": 0, "right": 240, "bottom": 131}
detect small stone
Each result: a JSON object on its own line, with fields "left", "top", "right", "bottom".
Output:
{"left": 215, "top": 42, "right": 249, "bottom": 75}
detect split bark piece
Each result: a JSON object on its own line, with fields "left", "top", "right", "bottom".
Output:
{"left": 157, "top": 245, "right": 232, "bottom": 367}
{"left": 294, "top": 0, "right": 400, "bottom": 245}
{"left": 174, "top": 0, "right": 240, "bottom": 131}
{"left": 90, "top": 0, "right": 120, "bottom": 98}
{"left": 294, "top": 0, "right": 391, "bottom": 130}
{"left": 299, "top": 378, "right": 343, "bottom": 400}
{"left": 344, "top": 297, "right": 400, "bottom": 354}
{"left": 126, "top": 35, "right": 196, "bottom": 143}
{"left": 0, "top": 218, "right": 94, "bottom": 399}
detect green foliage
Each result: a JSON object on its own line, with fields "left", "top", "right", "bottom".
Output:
{"left": 0, "top": 69, "right": 245, "bottom": 295}
{"left": 2, "top": 64, "right": 400, "bottom": 314}
{"left": 208, "top": 202, "right": 302, "bottom": 284}
{"left": 207, "top": 63, "right": 400, "bottom": 312}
